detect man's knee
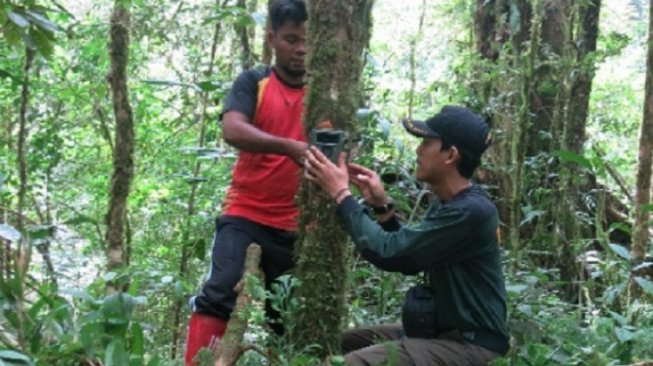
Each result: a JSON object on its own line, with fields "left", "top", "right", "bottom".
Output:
{"left": 344, "top": 342, "right": 405, "bottom": 366}
{"left": 344, "top": 350, "right": 376, "bottom": 366}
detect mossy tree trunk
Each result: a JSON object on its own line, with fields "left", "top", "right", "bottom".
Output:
{"left": 235, "top": 0, "right": 256, "bottom": 69}
{"left": 630, "top": 0, "right": 653, "bottom": 297}
{"left": 106, "top": 0, "right": 135, "bottom": 294}
{"left": 473, "top": 1, "right": 602, "bottom": 295}
{"left": 291, "top": 0, "right": 373, "bottom": 358}
{"left": 261, "top": 0, "right": 274, "bottom": 65}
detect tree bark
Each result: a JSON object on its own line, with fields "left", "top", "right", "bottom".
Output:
{"left": 291, "top": 0, "right": 374, "bottom": 358}
{"left": 565, "top": 0, "right": 601, "bottom": 152}
{"left": 213, "top": 244, "right": 263, "bottom": 366}
{"left": 527, "top": 0, "right": 571, "bottom": 156}
{"left": 170, "top": 0, "right": 228, "bottom": 357}
{"left": 472, "top": 2, "right": 604, "bottom": 295}
{"left": 105, "top": 1, "right": 135, "bottom": 294}
{"left": 261, "top": 0, "right": 274, "bottom": 65}
{"left": 631, "top": 0, "right": 653, "bottom": 289}
{"left": 17, "top": 47, "right": 35, "bottom": 235}
{"left": 236, "top": 0, "right": 254, "bottom": 69}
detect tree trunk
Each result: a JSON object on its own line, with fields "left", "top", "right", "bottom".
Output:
{"left": 261, "top": 0, "right": 274, "bottom": 65}
{"left": 291, "top": 0, "right": 374, "bottom": 358}
{"left": 631, "top": 0, "right": 653, "bottom": 293}
{"left": 213, "top": 244, "right": 263, "bottom": 366}
{"left": 565, "top": 0, "right": 601, "bottom": 152}
{"left": 17, "top": 47, "right": 34, "bottom": 235}
{"left": 236, "top": 0, "right": 254, "bottom": 69}
{"left": 407, "top": 0, "right": 427, "bottom": 119}
{"left": 105, "top": 1, "right": 135, "bottom": 294}
{"left": 472, "top": 2, "right": 603, "bottom": 296}
{"left": 169, "top": 0, "right": 227, "bottom": 357}
{"left": 527, "top": 0, "right": 571, "bottom": 156}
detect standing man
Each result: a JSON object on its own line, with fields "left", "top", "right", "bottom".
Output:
{"left": 184, "top": 1, "right": 308, "bottom": 365}
{"left": 304, "top": 106, "right": 510, "bottom": 365}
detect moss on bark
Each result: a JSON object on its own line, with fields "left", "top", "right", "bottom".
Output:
{"left": 291, "top": 0, "right": 373, "bottom": 358}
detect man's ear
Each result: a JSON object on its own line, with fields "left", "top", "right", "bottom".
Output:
{"left": 266, "top": 29, "right": 275, "bottom": 47}
{"left": 446, "top": 146, "right": 460, "bottom": 165}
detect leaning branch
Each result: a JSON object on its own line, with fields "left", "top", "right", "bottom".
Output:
{"left": 212, "top": 243, "right": 265, "bottom": 366}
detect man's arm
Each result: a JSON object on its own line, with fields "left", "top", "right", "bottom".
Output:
{"left": 222, "top": 111, "right": 307, "bottom": 164}
{"left": 336, "top": 196, "right": 476, "bottom": 271}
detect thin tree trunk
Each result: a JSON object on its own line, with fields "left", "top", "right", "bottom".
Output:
{"left": 527, "top": 0, "right": 570, "bottom": 156}
{"left": 631, "top": 0, "right": 653, "bottom": 294}
{"left": 565, "top": 0, "right": 601, "bottom": 151}
{"left": 292, "top": 0, "right": 374, "bottom": 358}
{"left": 407, "top": 0, "right": 426, "bottom": 120}
{"left": 15, "top": 47, "right": 33, "bottom": 346}
{"left": 236, "top": 0, "right": 254, "bottom": 70}
{"left": 169, "top": 0, "right": 228, "bottom": 357}
{"left": 17, "top": 47, "right": 34, "bottom": 235}
{"left": 261, "top": 0, "right": 274, "bottom": 65}
{"left": 105, "top": 1, "right": 135, "bottom": 294}
{"left": 213, "top": 244, "right": 263, "bottom": 366}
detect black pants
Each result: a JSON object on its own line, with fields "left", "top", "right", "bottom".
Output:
{"left": 190, "top": 215, "right": 296, "bottom": 333}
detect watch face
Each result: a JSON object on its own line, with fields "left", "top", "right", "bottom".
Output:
{"left": 373, "top": 201, "right": 394, "bottom": 214}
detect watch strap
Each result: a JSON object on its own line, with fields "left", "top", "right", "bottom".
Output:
{"left": 371, "top": 200, "right": 394, "bottom": 214}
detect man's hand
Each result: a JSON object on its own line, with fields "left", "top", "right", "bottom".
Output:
{"left": 284, "top": 139, "right": 309, "bottom": 166}
{"left": 348, "top": 163, "right": 387, "bottom": 207}
{"left": 304, "top": 147, "right": 349, "bottom": 199}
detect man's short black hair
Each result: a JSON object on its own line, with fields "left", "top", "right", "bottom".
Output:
{"left": 440, "top": 137, "right": 481, "bottom": 179}
{"left": 269, "top": 0, "right": 307, "bottom": 31}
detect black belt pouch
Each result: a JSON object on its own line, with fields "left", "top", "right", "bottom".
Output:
{"left": 401, "top": 284, "right": 438, "bottom": 338}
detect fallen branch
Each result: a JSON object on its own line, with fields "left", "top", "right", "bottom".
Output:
{"left": 213, "top": 243, "right": 264, "bottom": 366}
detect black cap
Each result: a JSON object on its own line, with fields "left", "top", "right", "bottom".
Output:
{"left": 402, "top": 106, "right": 492, "bottom": 161}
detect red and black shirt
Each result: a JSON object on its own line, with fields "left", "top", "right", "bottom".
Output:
{"left": 221, "top": 66, "right": 306, "bottom": 231}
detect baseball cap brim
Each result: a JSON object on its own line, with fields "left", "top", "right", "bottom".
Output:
{"left": 402, "top": 119, "right": 441, "bottom": 138}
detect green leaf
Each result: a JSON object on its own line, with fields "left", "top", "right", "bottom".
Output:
{"left": 64, "top": 215, "right": 98, "bottom": 226}
{"left": 642, "top": 203, "right": 653, "bottom": 212}
{"left": 550, "top": 150, "right": 593, "bottom": 170}
{"left": 142, "top": 79, "right": 201, "bottom": 92}
{"left": 146, "top": 356, "right": 161, "bottom": 366}
{"left": 102, "top": 293, "right": 137, "bottom": 325}
{"left": 131, "top": 323, "right": 144, "bottom": 356}
{"left": 519, "top": 209, "right": 545, "bottom": 226}
{"left": 0, "top": 70, "right": 21, "bottom": 84}
{"left": 26, "top": 225, "right": 55, "bottom": 240}
{"left": 17, "top": 28, "right": 37, "bottom": 50}
{"left": 63, "top": 288, "right": 94, "bottom": 302}
{"left": 25, "top": 11, "right": 62, "bottom": 33}
{"left": 634, "top": 276, "right": 653, "bottom": 296}
{"left": 0, "top": 224, "right": 21, "bottom": 242}
{"left": 7, "top": 11, "right": 30, "bottom": 28}
{"left": 80, "top": 322, "right": 102, "bottom": 350}
{"left": 0, "top": 350, "right": 33, "bottom": 365}
{"left": 4, "top": 21, "right": 23, "bottom": 48}
{"left": 194, "top": 80, "right": 222, "bottom": 91}
{"left": 615, "top": 327, "right": 635, "bottom": 343}
{"left": 608, "top": 243, "right": 631, "bottom": 260}
{"left": 609, "top": 222, "right": 631, "bottom": 234}
{"left": 508, "top": 4, "right": 521, "bottom": 34}
{"left": 104, "top": 340, "right": 115, "bottom": 366}
{"left": 30, "top": 27, "right": 54, "bottom": 58}
{"left": 608, "top": 311, "right": 628, "bottom": 326}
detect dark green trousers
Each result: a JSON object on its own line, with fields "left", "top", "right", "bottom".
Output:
{"left": 342, "top": 324, "right": 500, "bottom": 366}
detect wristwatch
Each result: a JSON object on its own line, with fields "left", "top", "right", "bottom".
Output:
{"left": 371, "top": 199, "right": 394, "bottom": 215}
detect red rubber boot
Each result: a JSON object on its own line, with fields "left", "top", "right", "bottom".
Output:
{"left": 184, "top": 313, "right": 227, "bottom": 366}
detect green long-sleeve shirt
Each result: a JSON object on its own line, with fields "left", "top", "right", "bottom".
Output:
{"left": 336, "top": 184, "right": 509, "bottom": 340}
